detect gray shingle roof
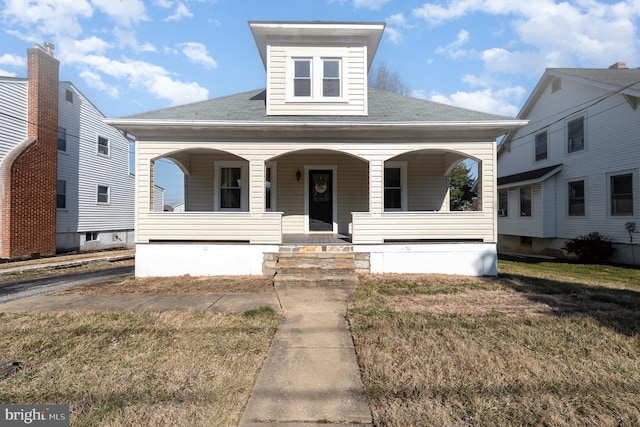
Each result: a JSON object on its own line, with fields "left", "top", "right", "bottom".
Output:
{"left": 497, "top": 164, "right": 563, "bottom": 186}
{"left": 550, "top": 68, "right": 640, "bottom": 92}
{"left": 122, "top": 87, "right": 514, "bottom": 123}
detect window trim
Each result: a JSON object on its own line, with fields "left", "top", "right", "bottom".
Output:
{"left": 566, "top": 116, "right": 585, "bottom": 154}
{"left": 384, "top": 161, "right": 408, "bottom": 212}
{"left": 534, "top": 130, "right": 548, "bottom": 162}
{"left": 97, "top": 185, "right": 110, "bottom": 205}
{"left": 498, "top": 189, "right": 508, "bottom": 217}
{"left": 608, "top": 170, "right": 636, "bottom": 217}
{"left": 519, "top": 186, "right": 532, "bottom": 217}
{"left": 56, "top": 179, "right": 66, "bottom": 210}
{"left": 97, "top": 136, "right": 110, "bottom": 157}
{"left": 214, "top": 161, "right": 248, "bottom": 212}
{"left": 65, "top": 89, "right": 73, "bottom": 103}
{"left": 567, "top": 179, "right": 586, "bottom": 217}
{"left": 286, "top": 50, "right": 347, "bottom": 102}
{"left": 57, "top": 127, "right": 67, "bottom": 152}
{"left": 265, "top": 161, "right": 277, "bottom": 212}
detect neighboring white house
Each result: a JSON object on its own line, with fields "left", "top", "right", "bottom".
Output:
{"left": 107, "top": 21, "right": 525, "bottom": 277}
{"left": 497, "top": 63, "right": 640, "bottom": 264}
{"left": 0, "top": 49, "right": 134, "bottom": 255}
{"left": 153, "top": 184, "right": 165, "bottom": 212}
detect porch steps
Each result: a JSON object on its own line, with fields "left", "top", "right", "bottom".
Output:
{"left": 273, "top": 252, "right": 359, "bottom": 287}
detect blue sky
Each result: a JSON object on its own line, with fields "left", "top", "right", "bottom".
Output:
{"left": 1, "top": 0, "right": 639, "bottom": 204}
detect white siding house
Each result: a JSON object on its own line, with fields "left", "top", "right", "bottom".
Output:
{"left": 56, "top": 82, "right": 134, "bottom": 251}
{"left": 497, "top": 63, "right": 640, "bottom": 264}
{"left": 107, "top": 21, "right": 526, "bottom": 277}
{"left": 0, "top": 69, "right": 134, "bottom": 253}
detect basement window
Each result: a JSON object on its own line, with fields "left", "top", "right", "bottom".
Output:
{"left": 86, "top": 232, "right": 99, "bottom": 242}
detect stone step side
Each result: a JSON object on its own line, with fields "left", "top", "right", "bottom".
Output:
{"left": 273, "top": 252, "right": 359, "bottom": 287}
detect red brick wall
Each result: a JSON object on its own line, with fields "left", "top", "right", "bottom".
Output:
{"left": 0, "top": 46, "right": 59, "bottom": 259}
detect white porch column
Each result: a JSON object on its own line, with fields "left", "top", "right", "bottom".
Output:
{"left": 369, "top": 159, "right": 384, "bottom": 215}
{"left": 135, "top": 149, "right": 152, "bottom": 243}
{"left": 249, "top": 159, "right": 265, "bottom": 213}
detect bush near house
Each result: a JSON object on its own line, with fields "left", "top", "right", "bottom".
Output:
{"left": 563, "top": 232, "right": 616, "bottom": 263}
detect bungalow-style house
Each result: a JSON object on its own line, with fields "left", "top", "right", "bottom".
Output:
{"left": 0, "top": 45, "right": 134, "bottom": 258}
{"left": 497, "top": 63, "right": 640, "bottom": 264}
{"left": 106, "top": 21, "right": 525, "bottom": 277}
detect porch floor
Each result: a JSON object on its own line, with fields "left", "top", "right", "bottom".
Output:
{"left": 282, "top": 234, "right": 352, "bottom": 245}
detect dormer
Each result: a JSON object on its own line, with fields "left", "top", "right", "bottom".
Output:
{"left": 249, "top": 21, "right": 385, "bottom": 116}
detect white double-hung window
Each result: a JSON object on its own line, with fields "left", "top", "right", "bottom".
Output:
{"left": 214, "top": 161, "right": 248, "bottom": 211}
{"left": 288, "top": 52, "right": 345, "bottom": 101}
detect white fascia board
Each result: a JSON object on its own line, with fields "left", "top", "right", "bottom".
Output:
{"left": 104, "top": 118, "right": 528, "bottom": 129}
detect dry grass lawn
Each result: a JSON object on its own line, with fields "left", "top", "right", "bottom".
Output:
{"left": 53, "top": 274, "right": 274, "bottom": 295}
{"left": 349, "top": 262, "right": 640, "bottom": 426}
{"left": 1, "top": 309, "right": 278, "bottom": 426}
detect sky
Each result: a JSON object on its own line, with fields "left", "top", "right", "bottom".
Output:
{"left": 1, "top": 0, "right": 639, "bottom": 204}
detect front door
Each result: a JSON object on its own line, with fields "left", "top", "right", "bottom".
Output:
{"left": 309, "top": 169, "right": 333, "bottom": 232}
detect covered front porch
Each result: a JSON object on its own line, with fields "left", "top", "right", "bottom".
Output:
{"left": 137, "top": 145, "right": 494, "bottom": 245}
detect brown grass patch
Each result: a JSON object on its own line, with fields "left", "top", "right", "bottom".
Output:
{"left": 54, "top": 275, "right": 274, "bottom": 295}
{"left": 349, "top": 263, "right": 640, "bottom": 426}
{"left": 0, "top": 309, "right": 279, "bottom": 426}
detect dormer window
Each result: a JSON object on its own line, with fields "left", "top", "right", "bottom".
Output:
{"left": 287, "top": 53, "right": 345, "bottom": 101}
{"left": 322, "top": 59, "right": 340, "bottom": 97}
{"left": 294, "top": 59, "right": 311, "bottom": 97}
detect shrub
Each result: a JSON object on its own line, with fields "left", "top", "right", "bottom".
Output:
{"left": 563, "top": 232, "right": 616, "bottom": 263}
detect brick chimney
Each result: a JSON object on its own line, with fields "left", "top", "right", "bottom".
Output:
{"left": 608, "top": 62, "right": 627, "bottom": 70}
{"left": 0, "top": 44, "right": 59, "bottom": 259}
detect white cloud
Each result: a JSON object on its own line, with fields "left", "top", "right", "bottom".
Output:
{"left": 0, "top": 53, "right": 27, "bottom": 67}
{"left": 414, "top": 0, "right": 640, "bottom": 67}
{"left": 411, "top": 89, "right": 427, "bottom": 99}
{"left": 79, "top": 69, "right": 119, "bottom": 98}
{"left": 92, "top": 0, "right": 148, "bottom": 27}
{"left": 65, "top": 54, "right": 209, "bottom": 105}
{"left": 385, "top": 27, "right": 404, "bottom": 44}
{"left": 58, "top": 36, "right": 111, "bottom": 57}
{"left": 179, "top": 42, "right": 217, "bottom": 69}
{"left": 0, "top": 69, "right": 17, "bottom": 77}
{"left": 3, "top": 0, "right": 93, "bottom": 37}
{"left": 385, "top": 13, "right": 411, "bottom": 44}
{"left": 354, "top": 0, "right": 391, "bottom": 10}
{"left": 429, "top": 86, "right": 526, "bottom": 116}
{"left": 435, "top": 29, "right": 471, "bottom": 59}
{"left": 164, "top": 2, "right": 193, "bottom": 21}
{"left": 153, "top": 0, "right": 173, "bottom": 7}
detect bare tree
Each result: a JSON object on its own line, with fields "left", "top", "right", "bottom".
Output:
{"left": 368, "top": 62, "right": 410, "bottom": 95}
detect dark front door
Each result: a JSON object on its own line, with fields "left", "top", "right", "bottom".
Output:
{"left": 309, "top": 170, "right": 333, "bottom": 232}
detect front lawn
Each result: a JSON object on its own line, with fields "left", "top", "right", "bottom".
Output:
{"left": 0, "top": 309, "right": 278, "bottom": 426}
{"left": 348, "top": 262, "right": 640, "bottom": 426}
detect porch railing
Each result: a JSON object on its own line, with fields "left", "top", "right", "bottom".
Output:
{"left": 136, "top": 212, "right": 283, "bottom": 244}
{"left": 351, "top": 211, "right": 495, "bottom": 244}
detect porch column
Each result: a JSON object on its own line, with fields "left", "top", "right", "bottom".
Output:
{"left": 249, "top": 159, "right": 265, "bottom": 213}
{"left": 369, "top": 159, "right": 384, "bottom": 215}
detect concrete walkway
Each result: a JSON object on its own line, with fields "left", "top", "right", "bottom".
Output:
{"left": 0, "top": 292, "right": 281, "bottom": 313}
{"left": 239, "top": 284, "right": 372, "bottom": 426}
{"left": 0, "top": 251, "right": 373, "bottom": 426}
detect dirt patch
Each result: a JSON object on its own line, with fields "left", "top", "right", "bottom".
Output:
{"left": 54, "top": 275, "right": 274, "bottom": 295}
{"left": 386, "top": 289, "right": 628, "bottom": 316}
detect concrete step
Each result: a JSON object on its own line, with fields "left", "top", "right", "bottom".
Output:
{"left": 273, "top": 252, "right": 359, "bottom": 287}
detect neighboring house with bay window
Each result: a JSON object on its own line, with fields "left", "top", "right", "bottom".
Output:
{"left": 497, "top": 63, "right": 640, "bottom": 264}
{"left": 106, "top": 21, "right": 525, "bottom": 277}
{"left": 0, "top": 45, "right": 134, "bottom": 258}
